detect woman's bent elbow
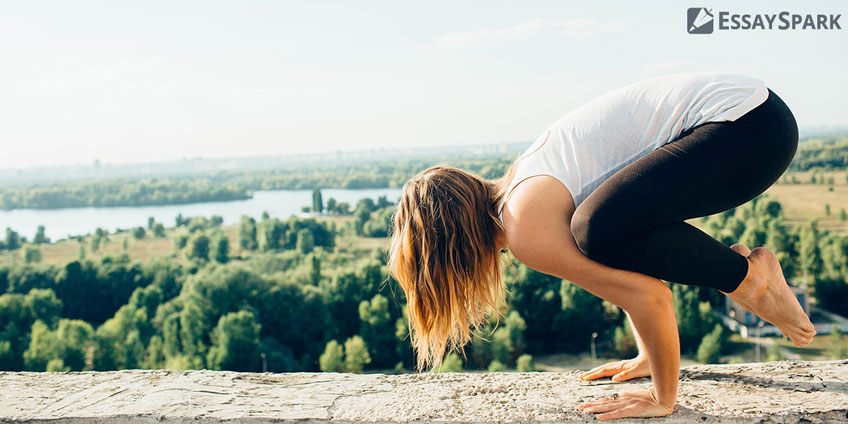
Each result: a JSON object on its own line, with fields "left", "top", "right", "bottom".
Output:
{"left": 624, "top": 283, "right": 674, "bottom": 315}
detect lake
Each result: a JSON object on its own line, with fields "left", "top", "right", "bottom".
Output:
{"left": 0, "top": 188, "right": 403, "bottom": 241}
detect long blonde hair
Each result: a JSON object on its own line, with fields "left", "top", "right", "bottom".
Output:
{"left": 388, "top": 162, "right": 520, "bottom": 372}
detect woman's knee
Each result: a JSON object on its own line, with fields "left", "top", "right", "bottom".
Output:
{"left": 570, "top": 206, "right": 617, "bottom": 262}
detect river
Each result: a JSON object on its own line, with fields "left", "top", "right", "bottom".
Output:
{"left": 0, "top": 188, "right": 403, "bottom": 241}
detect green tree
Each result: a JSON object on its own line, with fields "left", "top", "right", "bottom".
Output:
{"left": 21, "top": 244, "right": 41, "bottom": 264}
{"left": 210, "top": 231, "right": 230, "bottom": 263}
{"left": 674, "top": 285, "right": 718, "bottom": 354}
{"left": 152, "top": 222, "right": 165, "bottom": 238}
{"left": 825, "top": 203, "right": 831, "bottom": 216}
{"left": 487, "top": 359, "right": 506, "bottom": 372}
{"left": 33, "top": 225, "right": 50, "bottom": 244}
{"left": 185, "top": 233, "right": 210, "bottom": 261}
{"left": 696, "top": 324, "right": 726, "bottom": 364}
{"left": 343, "top": 335, "right": 371, "bottom": 373}
{"left": 5, "top": 228, "right": 21, "bottom": 250}
{"left": 516, "top": 354, "right": 536, "bottom": 372}
{"left": 798, "top": 220, "right": 823, "bottom": 283}
{"left": 172, "top": 231, "right": 189, "bottom": 252}
{"left": 132, "top": 226, "right": 146, "bottom": 239}
{"left": 180, "top": 301, "right": 208, "bottom": 361}
{"left": 239, "top": 215, "right": 258, "bottom": 250}
{"left": 296, "top": 228, "right": 315, "bottom": 254}
{"left": 23, "top": 320, "right": 59, "bottom": 371}
{"left": 312, "top": 189, "right": 324, "bottom": 214}
{"left": 839, "top": 208, "right": 847, "bottom": 222}
{"left": 319, "top": 340, "right": 344, "bottom": 372}
{"left": 613, "top": 317, "right": 639, "bottom": 358}
{"left": 435, "top": 352, "right": 464, "bottom": 372}
{"left": 358, "top": 294, "right": 397, "bottom": 368}
{"left": 206, "top": 310, "right": 262, "bottom": 372}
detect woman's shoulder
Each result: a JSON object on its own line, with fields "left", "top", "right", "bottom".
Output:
{"left": 501, "top": 174, "right": 576, "bottom": 237}
{"left": 499, "top": 175, "right": 582, "bottom": 277}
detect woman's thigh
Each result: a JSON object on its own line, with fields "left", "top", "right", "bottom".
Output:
{"left": 571, "top": 90, "right": 799, "bottom": 254}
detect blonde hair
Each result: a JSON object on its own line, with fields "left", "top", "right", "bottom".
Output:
{"left": 387, "top": 163, "right": 520, "bottom": 372}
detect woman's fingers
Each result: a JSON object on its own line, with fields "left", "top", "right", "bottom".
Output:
{"left": 580, "top": 357, "right": 651, "bottom": 381}
{"left": 581, "top": 400, "right": 628, "bottom": 414}
{"left": 597, "top": 405, "right": 640, "bottom": 420}
{"left": 580, "top": 360, "right": 626, "bottom": 381}
{"left": 611, "top": 360, "right": 651, "bottom": 382}
{"left": 578, "top": 389, "right": 675, "bottom": 420}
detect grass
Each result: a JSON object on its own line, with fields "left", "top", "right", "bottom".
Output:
{"left": 764, "top": 172, "right": 848, "bottom": 233}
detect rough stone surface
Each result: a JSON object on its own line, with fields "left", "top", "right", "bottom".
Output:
{"left": 1, "top": 360, "right": 846, "bottom": 423}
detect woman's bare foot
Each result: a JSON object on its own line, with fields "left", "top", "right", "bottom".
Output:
{"left": 726, "top": 244, "right": 816, "bottom": 347}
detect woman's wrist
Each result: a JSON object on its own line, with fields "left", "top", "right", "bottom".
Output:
{"left": 649, "top": 386, "right": 675, "bottom": 412}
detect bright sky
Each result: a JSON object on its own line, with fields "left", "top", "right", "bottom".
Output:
{"left": 1, "top": 0, "right": 846, "bottom": 169}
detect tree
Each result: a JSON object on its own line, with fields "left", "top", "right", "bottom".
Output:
{"left": 326, "top": 197, "right": 337, "bottom": 214}
{"left": 343, "top": 335, "right": 371, "bottom": 373}
{"left": 319, "top": 340, "right": 344, "bottom": 372}
{"left": 206, "top": 310, "right": 262, "bottom": 372}
{"left": 185, "top": 233, "right": 210, "bottom": 261}
{"left": 613, "top": 318, "right": 639, "bottom": 358}
{"left": 798, "top": 220, "right": 823, "bottom": 283}
{"left": 825, "top": 203, "right": 831, "bottom": 216}
{"left": 23, "top": 320, "right": 59, "bottom": 371}
{"left": 4, "top": 228, "right": 21, "bottom": 250}
{"left": 21, "top": 245, "right": 41, "bottom": 264}
{"left": 435, "top": 352, "right": 464, "bottom": 372}
{"left": 132, "top": 227, "right": 146, "bottom": 239}
{"left": 239, "top": 215, "right": 258, "bottom": 250}
{"left": 516, "top": 354, "right": 536, "bottom": 372}
{"left": 147, "top": 216, "right": 155, "bottom": 230}
{"left": 696, "top": 324, "right": 726, "bottom": 364}
{"left": 358, "top": 294, "right": 397, "bottom": 368}
{"left": 33, "top": 225, "right": 50, "bottom": 244}
{"left": 839, "top": 208, "right": 847, "bottom": 222}
{"left": 312, "top": 189, "right": 324, "bottom": 214}
{"left": 90, "top": 227, "right": 108, "bottom": 252}
{"left": 210, "top": 231, "right": 229, "bottom": 263}
{"left": 296, "top": 229, "right": 315, "bottom": 254}
{"left": 152, "top": 222, "right": 166, "bottom": 238}
{"left": 487, "top": 359, "right": 506, "bottom": 372}
{"left": 674, "top": 285, "right": 718, "bottom": 354}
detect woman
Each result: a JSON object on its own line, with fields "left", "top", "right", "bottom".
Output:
{"left": 387, "top": 72, "right": 816, "bottom": 420}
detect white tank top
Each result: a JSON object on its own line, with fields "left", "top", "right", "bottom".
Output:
{"left": 497, "top": 72, "right": 769, "bottom": 220}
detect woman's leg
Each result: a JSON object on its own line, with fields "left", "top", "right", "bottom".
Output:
{"left": 570, "top": 88, "right": 797, "bottom": 293}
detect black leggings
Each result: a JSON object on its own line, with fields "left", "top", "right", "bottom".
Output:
{"left": 570, "top": 88, "right": 798, "bottom": 293}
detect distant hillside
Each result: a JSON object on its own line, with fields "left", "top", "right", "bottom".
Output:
{"left": 790, "top": 133, "right": 848, "bottom": 171}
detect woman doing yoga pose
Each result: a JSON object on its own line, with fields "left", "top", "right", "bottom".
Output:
{"left": 387, "top": 72, "right": 816, "bottom": 420}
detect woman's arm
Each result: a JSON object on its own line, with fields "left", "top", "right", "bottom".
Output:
{"left": 504, "top": 190, "right": 677, "bottom": 418}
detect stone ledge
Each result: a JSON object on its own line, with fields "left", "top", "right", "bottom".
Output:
{"left": 0, "top": 360, "right": 846, "bottom": 423}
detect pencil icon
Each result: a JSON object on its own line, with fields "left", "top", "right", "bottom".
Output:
{"left": 688, "top": 8, "right": 714, "bottom": 33}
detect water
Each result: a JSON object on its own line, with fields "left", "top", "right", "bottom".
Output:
{"left": 0, "top": 188, "right": 403, "bottom": 241}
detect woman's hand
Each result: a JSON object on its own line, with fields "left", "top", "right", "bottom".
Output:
{"left": 577, "top": 388, "right": 674, "bottom": 420}
{"left": 579, "top": 355, "right": 650, "bottom": 382}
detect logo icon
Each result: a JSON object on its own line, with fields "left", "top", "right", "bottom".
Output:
{"left": 687, "top": 8, "right": 714, "bottom": 34}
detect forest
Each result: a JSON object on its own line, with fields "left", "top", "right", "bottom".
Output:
{"left": 2, "top": 134, "right": 846, "bottom": 211}
{"left": 1, "top": 182, "right": 847, "bottom": 373}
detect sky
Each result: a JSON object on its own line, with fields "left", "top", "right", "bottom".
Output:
{"left": 1, "top": 0, "right": 846, "bottom": 169}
